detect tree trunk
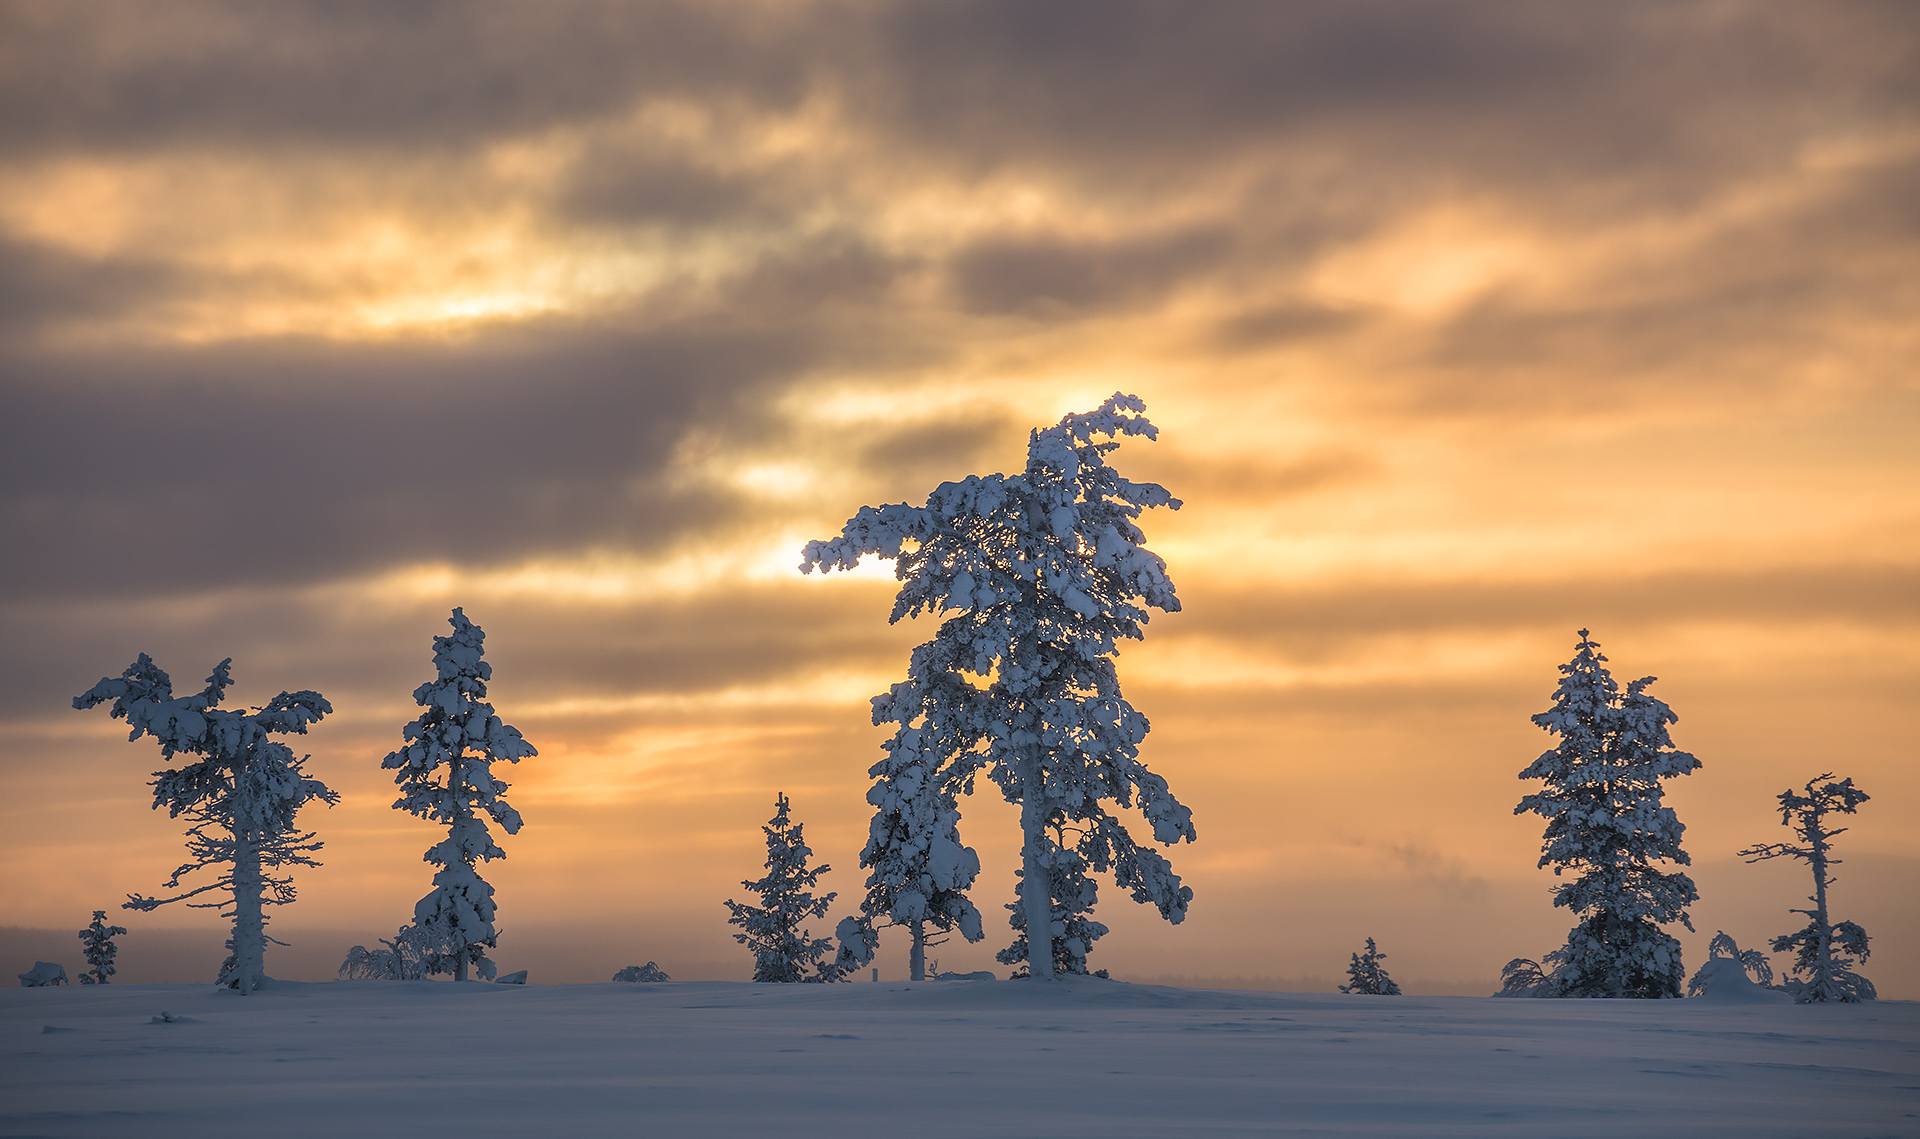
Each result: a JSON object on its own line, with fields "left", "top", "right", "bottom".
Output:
{"left": 1810, "top": 834, "right": 1832, "bottom": 995}
{"left": 910, "top": 920, "right": 926, "bottom": 981}
{"left": 455, "top": 954, "right": 468, "bottom": 982}
{"left": 232, "top": 829, "right": 265, "bottom": 995}
{"left": 1020, "top": 779, "right": 1055, "bottom": 980}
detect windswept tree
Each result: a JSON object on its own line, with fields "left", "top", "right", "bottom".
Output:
{"left": 1340, "top": 937, "right": 1401, "bottom": 995}
{"left": 1515, "top": 630, "right": 1701, "bottom": 998}
{"left": 74, "top": 656, "right": 336, "bottom": 994}
{"left": 77, "top": 911, "right": 128, "bottom": 984}
{"left": 1740, "top": 774, "right": 1874, "bottom": 1002}
{"left": 803, "top": 393, "right": 1196, "bottom": 981}
{"left": 726, "top": 793, "right": 846, "bottom": 982}
{"left": 382, "top": 608, "right": 537, "bottom": 982}
{"left": 835, "top": 724, "right": 985, "bottom": 982}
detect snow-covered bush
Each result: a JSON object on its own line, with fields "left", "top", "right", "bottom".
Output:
{"left": 803, "top": 393, "right": 1195, "bottom": 980}
{"left": 612, "top": 962, "right": 671, "bottom": 982}
{"left": 726, "top": 793, "right": 846, "bottom": 982}
{"left": 338, "top": 924, "right": 435, "bottom": 980}
{"left": 17, "top": 961, "right": 68, "bottom": 986}
{"left": 1686, "top": 931, "right": 1772, "bottom": 996}
{"left": 1740, "top": 774, "right": 1875, "bottom": 1002}
{"left": 1514, "top": 631, "right": 1700, "bottom": 998}
{"left": 77, "top": 911, "right": 127, "bottom": 984}
{"left": 74, "top": 656, "right": 337, "bottom": 994}
{"left": 381, "top": 609, "right": 537, "bottom": 982}
{"left": 1340, "top": 937, "right": 1402, "bottom": 995}
{"left": 1493, "top": 958, "right": 1548, "bottom": 997}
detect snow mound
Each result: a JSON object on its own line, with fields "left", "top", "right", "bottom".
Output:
{"left": 1688, "top": 957, "right": 1791, "bottom": 1003}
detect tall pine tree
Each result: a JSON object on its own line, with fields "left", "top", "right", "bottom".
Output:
{"left": 726, "top": 793, "right": 846, "bottom": 982}
{"left": 804, "top": 393, "right": 1195, "bottom": 980}
{"left": 1515, "top": 630, "right": 1700, "bottom": 998}
{"left": 74, "top": 656, "right": 336, "bottom": 994}
{"left": 381, "top": 608, "right": 537, "bottom": 982}
{"left": 1739, "top": 773, "right": 1874, "bottom": 1002}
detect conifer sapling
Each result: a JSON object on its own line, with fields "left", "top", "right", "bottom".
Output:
{"left": 1340, "top": 937, "right": 1401, "bottom": 995}
{"left": 77, "top": 911, "right": 128, "bottom": 985}
{"left": 726, "top": 793, "right": 846, "bottom": 982}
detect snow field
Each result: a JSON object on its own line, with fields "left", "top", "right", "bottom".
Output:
{"left": 5, "top": 978, "right": 1916, "bottom": 1137}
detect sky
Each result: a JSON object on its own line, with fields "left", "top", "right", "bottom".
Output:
{"left": 3, "top": 0, "right": 1916, "bottom": 994}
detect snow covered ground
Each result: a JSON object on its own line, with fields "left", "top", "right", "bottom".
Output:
{"left": 5, "top": 978, "right": 1916, "bottom": 1137}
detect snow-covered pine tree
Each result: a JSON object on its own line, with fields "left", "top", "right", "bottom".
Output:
{"left": 74, "top": 656, "right": 337, "bottom": 995}
{"left": 1739, "top": 773, "right": 1874, "bottom": 1002}
{"left": 835, "top": 723, "right": 985, "bottom": 982}
{"left": 1340, "top": 937, "right": 1402, "bottom": 995}
{"left": 725, "top": 793, "right": 846, "bottom": 982}
{"left": 381, "top": 608, "right": 537, "bottom": 982}
{"left": 77, "top": 911, "right": 128, "bottom": 984}
{"left": 803, "top": 393, "right": 1196, "bottom": 981}
{"left": 1515, "top": 630, "right": 1701, "bottom": 998}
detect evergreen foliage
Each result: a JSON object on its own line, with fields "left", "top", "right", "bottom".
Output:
{"left": 74, "top": 655, "right": 336, "bottom": 994}
{"left": 803, "top": 393, "right": 1195, "bottom": 980}
{"left": 612, "top": 962, "right": 672, "bottom": 982}
{"left": 1340, "top": 937, "right": 1401, "bottom": 995}
{"left": 338, "top": 925, "right": 433, "bottom": 980}
{"left": 726, "top": 793, "right": 846, "bottom": 982}
{"left": 77, "top": 911, "right": 127, "bottom": 985}
{"left": 1686, "top": 931, "right": 1774, "bottom": 996}
{"left": 1739, "top": 773, "right": 1875, "bottom": 1002}
{"left": 1514, "top": 630, "right": 1701, "bottom": 998}
{"left": 381, "top": 608, "right": 536, "bottom": 982}
{"left": 1493, "top": 958, "right": 1548, "bottom": 997}
{"left": 835, "top": 724, "right": 985, "bottom": 982}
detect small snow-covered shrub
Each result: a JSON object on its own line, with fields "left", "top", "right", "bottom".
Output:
{"left": 612, "top": 962, "right": 671, "bottom": 982}
{"left": 18, "top": 961, "right": 69, "bottom": 986}
{"left": 1687, "top": 931, "right": 1773, "bottom": 996}
{"left": 1493, "top": 958, "right": 1548, "bottom": 997}
{"left": 1340, "top": 937, "right": 1401, "bottom": 995}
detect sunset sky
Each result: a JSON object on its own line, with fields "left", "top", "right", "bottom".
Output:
{"left": 3, "top": 1, "right": 1915, "bottom": 994}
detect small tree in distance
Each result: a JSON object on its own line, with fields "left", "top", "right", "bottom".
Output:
{"left": 612, "top": 962, "right": 671, "bottom": 982}
{"left": 1739, "top": 773, "right": 1874, "bottom": 1002}
{"left": 381, "top": 608, "right": 538, "bottom": 982}
{"left": 1340, "top": 937, "right": 1401, "bottom": 995}
{"left": 1515, "top": 630, "right": 1701, "bottom": 998}
{"left": 77, "top": 911, "right": 128, "bottom": 984}
{"left": 74, "top": 655, "right": 337, "bottom": 995}
{"left": 1686, "top": 931, "right": 1774, "bottom": 997}
{"left": 726, "top": 793, "right": 846, "bottom": 982}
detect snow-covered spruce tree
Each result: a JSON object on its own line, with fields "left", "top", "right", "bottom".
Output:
{"left": 834, "top": 723, "right": 986, "bottom": 982}
{"left": 803, "top": 393, "right": 1195, "bottom": 980}
{"left": 77, "top": 911, "right": 128, "bottom": 984}
{"left": 1515, "top": 630, "right": 1701, "bottom": 998}
{"left": 1340, "top": 937, "right": 1402, "bottom": 995}
{"left": 1739, "top": 773, "right": 1874, "bottom": 1002}
{"left": 381, "top": 608, "right": 537, "bottom": 982}
{"left": 74, "top": 656, "right": 336, "bottom": 995}
{"left": 726, "top": 793, "right": 846, "bottom": 982}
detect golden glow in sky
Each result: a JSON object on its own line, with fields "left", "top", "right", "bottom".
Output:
{"left": 2, "top": 1, "right": 1915, "bottom": 993}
